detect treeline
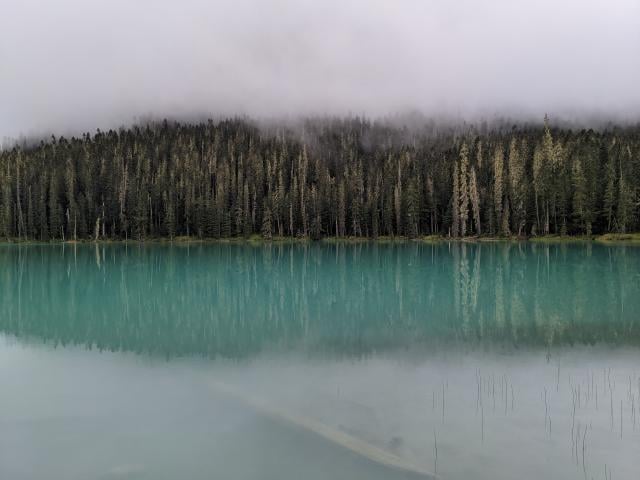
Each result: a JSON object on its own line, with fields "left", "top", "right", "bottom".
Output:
{"left": 0, "top": 116, "right": 638, "bottom": 241}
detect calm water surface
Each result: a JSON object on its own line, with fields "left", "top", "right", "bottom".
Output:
{"left": 1, "top": 242, "right": 639, "bottom": 480}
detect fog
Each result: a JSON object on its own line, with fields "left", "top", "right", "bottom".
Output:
{"left": 1, "top": 0, "right": 639, "bottom": 140}
{"left": 3, "top": 334, "right": 640, "bottom": 480}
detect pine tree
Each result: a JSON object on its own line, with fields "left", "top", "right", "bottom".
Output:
{"left": 571, "top": 156, "right": 589, "bottom": 234}
{"left": 451, "top": 161, "right": 460, "bottom": 237}
{"left": 310, "top": 185, "right": 322, "bottom": 240}
{"left": 469, "top": 167, "right": 481, "bottom": 235}
{"left": 616, "top": 146, "right": 635, "bottom": 233}
{"left": 49, "top": 174, "right": 62, "bottom": 239}
{"left": 164, "top": 192, "right": 176, "bottom": 239}
{"left": 393, "top": 161, "right": 402, "bottom": 235}
{"left": 337, "top": 181, "right": 346, "bottom": 237}
{"left": 243, "top": 182, "right": 252, "bottom": 237}
{"left": 426, "top": 174, "right": 437, "bottom": 234}
{"left": 508, "top": 138, "right": 526, "bottom": 236}
{"left": 261, "top": 206, "right": 272, "bottom": 239}
{"left": 493, "top": 145, "right": 505, "bottom": 235}
{"left": 406, "top": 177, "right": 420, "bottom": 238}
{"left": 501, "top": 197, "right": 511, "bottom": 236}
{"left": 0, "top": 161, "right": 12, "bottom": 239}
{"left": 532, "top": 143, "right": 544, "bottom": 235}
{"left": 350, "top": 160, "right": 364, "bottom": 236}
{"left": 459, "top": 143, "right": 470, "bottom": 236}
{"left": 541, "top": 116, "right": 555, "bottom": 234}
{"left": 602, "top": 143, "right": 616, "bottom": 232}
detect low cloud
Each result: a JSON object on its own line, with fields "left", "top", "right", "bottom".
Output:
{"left": 1, "top": 0, "right": 639, "bottom": 139}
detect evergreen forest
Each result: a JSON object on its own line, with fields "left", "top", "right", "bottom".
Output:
{"left": 1, "top": 116, "right": 638, "bottom": 241}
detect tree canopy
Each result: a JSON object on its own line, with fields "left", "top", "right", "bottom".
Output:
{"left": 1, "top": 117, "right": 638, "bottom": 241}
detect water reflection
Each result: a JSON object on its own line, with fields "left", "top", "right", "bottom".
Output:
{"left": 2, "top": 242, "right": 640, "bottom": 480}
{"left": 0, "top": 241, "right": 638, "bottom": 359}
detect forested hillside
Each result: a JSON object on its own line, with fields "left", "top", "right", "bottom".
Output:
{"left": 0, "top": 117, "right": 638, "bottom": 241}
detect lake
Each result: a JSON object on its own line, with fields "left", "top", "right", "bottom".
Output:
{"left": 1, "top": 241, "right": 639, "bottom": 480}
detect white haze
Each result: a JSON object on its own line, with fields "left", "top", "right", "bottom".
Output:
{"left": 1, "top": 0, "right": 639, "bottom": 140}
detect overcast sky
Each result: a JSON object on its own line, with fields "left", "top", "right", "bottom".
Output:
{"left": 1, "top": 0, "right": 639, "bottom": 139}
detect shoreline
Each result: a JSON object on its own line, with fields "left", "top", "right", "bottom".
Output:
{"left": 1, "top": 233, "right": 640, "bottom": 246}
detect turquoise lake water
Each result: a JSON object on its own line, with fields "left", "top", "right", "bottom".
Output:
{"left": 1, "top": 242, "right": 639, "bottom": 479}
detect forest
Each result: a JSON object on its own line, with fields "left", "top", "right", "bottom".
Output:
{"left": 0, "top": 116, "right": 638, "bottom": 241}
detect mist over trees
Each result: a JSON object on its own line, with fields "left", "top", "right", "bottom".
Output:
{"left": 0, "top": 116, "right": 638, "bottom": 241}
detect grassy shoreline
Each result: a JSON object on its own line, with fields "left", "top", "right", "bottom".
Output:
{"left": 2, "top": 233, "right": 640, "bottom": 246}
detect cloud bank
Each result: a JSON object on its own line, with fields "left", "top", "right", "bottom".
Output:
{"left": 1, "top": 0, "right": 639, "bottom": 139}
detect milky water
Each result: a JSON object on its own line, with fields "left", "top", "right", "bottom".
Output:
{"left": 1, "top": 242, "right": 639, "bottom": 480}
